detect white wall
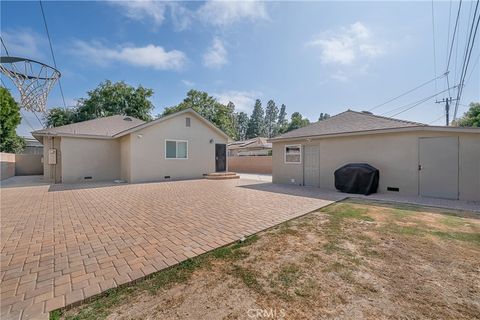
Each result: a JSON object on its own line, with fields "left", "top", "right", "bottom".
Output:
{"left": 272, "top": 131, "right": 480, "bottom": 201}
{"left": 128, "top": 111, "right": 228, "bottom": 183}
{"left": 61, "top": 137, "right": 120, "bottom": 183}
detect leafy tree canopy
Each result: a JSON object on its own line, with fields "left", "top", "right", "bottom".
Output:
{"left": 0, "top": 87, "right": 25, "bottom": 153}
{"left": 319, "top": 112, "right": 330, "bottom": 121}
{"left": 456, "top": 102, "right": 480, "bottom": 127}
{"left": 286, "top": 112, "right": 310, "bottom": 133}
{"left": 45, "top": 80, "right": 154, "bottom": 127}
{"left": 162, "top": 90, "right": 237, "bottom": 139}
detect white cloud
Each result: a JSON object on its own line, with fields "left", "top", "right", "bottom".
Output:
{"left": 110, "top": 0, "right": 269, "bottom": 30}
{"left": 213, "top": 90, "right": 261, "bottom": 113}
{"left": 110, "top": 0, "right": 166, "bottom": 26}
{"left": 198, "top": 0, "right": 269, "bottom": 27}
{"left": 202, "top": 37, "right": 228, "bottom": 69}
{"left": 307, "top": 22, "right": 385, "bottom": 65}
{"left": 71, "top": 40, "right": 187, "bottom": 70}
{"left": 181, "top": 79, "right": 195, "bottom": 86}
{"left": 169, "top": 3, "right": 193, "bottom": 31}
{"left": 1, "top": 29, "right": 46, "bottom": 60}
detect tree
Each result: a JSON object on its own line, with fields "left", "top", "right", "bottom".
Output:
{"left": 235, "top": 111, "right": 249, "bottom": 141}
{"left": 285, "top": 112, "right": 310, "bottom": 132}
{"left": 264, "top": 99, "right": 279, "bottom": 138}
{"left": 277, "top": 103, "right": 288, "bottom": 134}
{"left": 44, "top": 107, "right": 76, "bottom": 128}
{"left": 0, "top": 87, "right": 25, "bottom": 153}
{"left": 162, "top": 90, "right": 237, "bottom": 138}
{"left": 246, "top": 99, "right": 265, "bottom": 138}
{"left": 318, "top": 113, "right": 330, "bottom": 121}
{"left": 456, "top": 102, "right": 480, "bottom": 127}
{"left": 77, "top": 80, "right": 154, "bottom": 122}
{"left": 44, "top": 80, "right": 155, "bottom": 127}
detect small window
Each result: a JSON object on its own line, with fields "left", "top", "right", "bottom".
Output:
{"left": 186, "top": 117, "right": 191, "bottom": 127}
{"left": 285, "top": 145, "right": 301, "bottom": 164}
{"left": 165, "top": 140, "right": 188, "bottom": 159}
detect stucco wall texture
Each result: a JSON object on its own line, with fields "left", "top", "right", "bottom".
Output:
{"left": 272, "top": 131, "right": 480, "bottom": 201}
{"left": 41, "top": 111, "right": 228, "bottom": 184}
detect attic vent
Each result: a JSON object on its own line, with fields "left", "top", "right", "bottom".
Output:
{"left": 186, "top": 117, "right": 191, "bottom": 127}
{"left": 123, "top": 117, "right": 132, "bottom": 121}
{"left": 361, "top": 111, "right": 373, "bottom": 115}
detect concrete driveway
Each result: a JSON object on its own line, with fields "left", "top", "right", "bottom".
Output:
{"left": 0, "top": 178, "right": 338, "bottom": 320}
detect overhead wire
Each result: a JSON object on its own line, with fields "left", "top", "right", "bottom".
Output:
{"left": 453, "top": 0, "right": 480, "bottom": 120}
{"left": 431, "top": 0, "right": 439, "bottom": 96}
{"left": 39, "top": 0, "right": 67, "bottom": 111}
{"left": 381, "top": 85, "right": 458, "bottom": 118}
{"left": 0, "top": 35, "right": 45, "bottom": 128}
{"left": 367, "top": 73, "right": 447, "bottom": 112}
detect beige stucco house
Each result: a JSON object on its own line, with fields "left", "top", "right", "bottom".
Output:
{"left": 32, "top": 109, "right": 229, "bottom": 183}
{"left": 270, "top": 110, "right": 480, "bottom": 201}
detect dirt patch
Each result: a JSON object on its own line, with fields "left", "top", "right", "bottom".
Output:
{"left": 59, "top": 200, "right": 480, "bottom": 320}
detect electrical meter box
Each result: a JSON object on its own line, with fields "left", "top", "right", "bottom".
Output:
{"left": 48, "top": 149, "right": 57, "bottom": 165}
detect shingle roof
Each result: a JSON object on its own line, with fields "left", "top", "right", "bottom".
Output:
{"left": 270, "top": 110, "right": 426, "bottom": 141}
{"left": 33, "top": 115, "right": 145, "bottom": 138}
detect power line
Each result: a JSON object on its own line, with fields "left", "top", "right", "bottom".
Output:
{"left": 367, "top": 73, "right": 447, "bottom": 112}
{"left": 39, "top": 0, "right": 67, "bottom": 110}
{"left": 20, "top": 110, "right": 37, "bottom": 132}
{"left": 446, "top": 0, "right": 462, "bottom": 72}
{"left": 464, "top": 52, "right": 480, "bottom": 85}
{"left": 431, "top": 0, "right": 438, "bottom": 96}
{"left": 429, "top": 113, "right": 445, "bottom": 125}
{"left": 453, "top": 0, "right": 480, "bottom": 120}
{"left": 382, "top": 86, "right": 457, "bottom": 118}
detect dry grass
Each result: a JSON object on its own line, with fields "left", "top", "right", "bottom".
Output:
{"left": 56, "top": 200, "right": 480, "bottom": 320}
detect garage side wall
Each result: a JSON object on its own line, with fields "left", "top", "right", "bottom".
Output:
{"left": 459, "top": 134, "right": 480, "bottom": 201}
{"left": 120, "top": 135, "right": 131, "bottom": 182}
{"left": 129, "top": 112, "right": 228, "bottom": 183}
{"left": 61, "top": 137, "right": 120, "bottom": 183}
{"left": 272, "top": 131, "right": 479, "bottom": 201}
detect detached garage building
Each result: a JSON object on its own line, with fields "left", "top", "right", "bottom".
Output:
{"left": 32, "top": 108, "right": 229, "bottom": 184}
{"left": 270, "top": 110, "right": 480, "bottom": 201}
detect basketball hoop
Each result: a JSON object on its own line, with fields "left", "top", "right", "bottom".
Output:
{"left": 0, "top": 56, "right": 61, "bottom": 112}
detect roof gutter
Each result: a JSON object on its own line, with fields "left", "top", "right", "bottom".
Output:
{"left": 268, "top": 125, "right": 480, "bottom": 143}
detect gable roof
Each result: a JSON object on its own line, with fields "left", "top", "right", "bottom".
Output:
{"left": 33, "top": 115, "right": 145, "bottom": 139}
{"left": 33, "top": 108, "right": 230, "bottom": 141}
{"left": 270, "top": 110, "right": 427, "bottom": 141}
{"left": 113, "top": 108, "right": 229, "bottom": 139}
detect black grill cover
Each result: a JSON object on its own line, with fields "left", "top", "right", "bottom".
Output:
{"left": 334, "top": 163, "right": 379, "bottom": 195}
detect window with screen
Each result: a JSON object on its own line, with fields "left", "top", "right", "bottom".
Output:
{"left": 165, "top": 140, "right": 188, "bottom": 159}
{"left": 285, "top": 145, "right": 301, "bottom": 163}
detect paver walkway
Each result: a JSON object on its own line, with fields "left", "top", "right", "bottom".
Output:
{"left": 0, "top": 178, "right": 337, "bottom": 320}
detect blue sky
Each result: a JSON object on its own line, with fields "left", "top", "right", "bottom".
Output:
{"left": 1, "top": 1, "right": 479, "bottom": 137}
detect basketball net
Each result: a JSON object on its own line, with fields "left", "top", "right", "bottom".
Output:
{"left": 0, "top": 56, "right": 61, "bottom": 113}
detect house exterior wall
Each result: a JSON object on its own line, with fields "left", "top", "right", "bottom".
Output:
{"left": 272, "top": 131, "right": 479, "bottom": 201}
{"left": 15, "top": 154, "right": 43, "bottom": 176}
{"left": 129, "top": 111, "right": 228, "bottom": 183}
{"left": 120, "top": 135, "right": 131, "bottom": 182}
{"left": 60, "top": 137, "right": 120, "bottom": 183}
{"left": 42, "top": 136, "right": 62, "bottom": 183}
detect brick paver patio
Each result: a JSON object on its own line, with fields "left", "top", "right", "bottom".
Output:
{"left": 0, "top": 178, "right": 337, "bottom": 320}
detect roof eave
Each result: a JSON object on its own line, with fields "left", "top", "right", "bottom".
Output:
{"left": 268, "top": 125, "right": 480, "bottom": 143}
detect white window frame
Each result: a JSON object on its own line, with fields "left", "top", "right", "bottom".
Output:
{"left": 165, "top": 139, "right": 189, "bottom": 160}
{"left": 284, "top": 144, "right": 302, "bottom": 164}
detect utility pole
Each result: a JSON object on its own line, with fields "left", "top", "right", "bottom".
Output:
{"left": 435, "top": 97, "right": 458, "bottom": 126}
